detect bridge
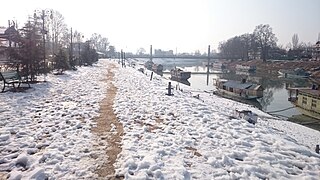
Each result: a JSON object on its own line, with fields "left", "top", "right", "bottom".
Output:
{"left": 126, "top": 54, "right": 240, "bottom": 60}
{"left": 162, "top": 71, "right": 224, "bottom": 75}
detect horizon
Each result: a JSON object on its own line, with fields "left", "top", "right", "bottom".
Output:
{"left": 0, "top": 0, "right": 319, "bottom": 53}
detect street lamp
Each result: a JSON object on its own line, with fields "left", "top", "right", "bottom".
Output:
{"left": 34, "top": 9, "right": 53, "bottom": 81}
{"left": 76, "top": 33, "right": 84, "bottom": 66}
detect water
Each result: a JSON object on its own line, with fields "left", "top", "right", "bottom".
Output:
{"left": 138, "top": 58, "right": 312, "bottom": 119}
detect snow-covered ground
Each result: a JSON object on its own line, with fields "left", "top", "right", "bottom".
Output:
{"left": 113, "top": 61, "right": 320, "bottom": 179}
{"left": 0, "top": 63, "right": 108, "bottom": 179}
{"left": 0, "top": 59, "right": 320, "bottom": 179}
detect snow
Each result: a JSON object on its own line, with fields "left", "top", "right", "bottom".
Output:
{"left": 0, "top": 59, "right": 320, "bottom": 179}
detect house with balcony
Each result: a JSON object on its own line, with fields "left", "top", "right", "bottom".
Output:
{"left": 312, "top": 41, "right": 320, "bottom": 61}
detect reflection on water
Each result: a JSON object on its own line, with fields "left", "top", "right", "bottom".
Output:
{"left": 140, "top": 58, "right": 312, "bottom": 118}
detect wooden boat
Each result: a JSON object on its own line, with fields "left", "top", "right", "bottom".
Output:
{"left": 144, "top": 60, "right": 154, "bottom": 70}
{"left": 236, "top": 64, "right": 256, "bottom": 73}
{"left": 170, "top": 68, "right": 191, "bottom": 81}
{"left": 215, "top": 79, "right": 264, "bottom": 100}
{"left": 152, "top": 64, "right": 163, "bottom": 73}
{"left": 278, "top": 68, "right": 310, "bottom": 78}
{"left": 288, "top": 86, "right": 320, "bottom": 120}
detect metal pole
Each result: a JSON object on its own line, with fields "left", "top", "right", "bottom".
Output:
{"left": 150, "top": 45, "right": 153, "bottom": 62}
{"left": 42, "top": 10, "right": 47, "bottom": 80}
{"left": 70, "top": 27, "right": 73, "bottom": 65}
{"left": 207, "top": 45, "right": 211, "bottom": 85}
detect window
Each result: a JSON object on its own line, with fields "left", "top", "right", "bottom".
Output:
{"left": 302, "top": 97, "right": 307, "bottom": 105}
{"left": 311, "top": 99, "right": 317, "bottom": 109}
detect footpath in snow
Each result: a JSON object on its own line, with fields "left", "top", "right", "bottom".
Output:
{"left": 0, "top": 62, "right": 111, "bottom": 179}
{"left": 0, "top": 59, "right": 319, "bottom": 179}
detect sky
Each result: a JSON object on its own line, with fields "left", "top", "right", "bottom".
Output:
{"left": 0, "top": 0, "right": 319, "bottom": 53}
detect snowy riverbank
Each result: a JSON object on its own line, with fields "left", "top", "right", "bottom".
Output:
{"left": 0, "top": 59, "right": 320, "bottom": 179}
{"left": 113, "top": 60, "right": 320, "bottom": 179}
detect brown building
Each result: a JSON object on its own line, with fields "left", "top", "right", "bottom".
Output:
{"left": 313, "top": 41, "right": 320, "bottom": 60}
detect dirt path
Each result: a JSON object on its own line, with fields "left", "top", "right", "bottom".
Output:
{"left": 92, "top": 63, "right": 124, "bottom": 179}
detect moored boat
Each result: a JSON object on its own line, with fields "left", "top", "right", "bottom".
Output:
{"left": 144, "top": 60, "right": 154, "bottom": 70}
{"left": 215, "top": 79, "right": 264, "bottom": 100}
{"left": 236, "top": 64, "right": 256, "bottom": 73}
{"left": 170, "top": 68, "right": 191, "bottom": 81}
{"left": 288, "top": 86, "right": 320, "bottom": 120}
{"left": 278, "top": 68, "right": 310, "bottom": 78}
{"left": 152, "top": 64, "right": 163, "bottom": 73}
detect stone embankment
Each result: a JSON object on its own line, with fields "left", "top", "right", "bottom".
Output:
{"left": 225, "top": 59, "right": 320, "bottom": 78}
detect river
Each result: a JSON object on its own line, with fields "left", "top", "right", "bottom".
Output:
{"left": 136, "top": 58, "right": 319, "bottom": 130}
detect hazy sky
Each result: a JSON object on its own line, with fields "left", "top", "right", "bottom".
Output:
{"left": 1, "top": 0, "right": 319, "bottom": 53}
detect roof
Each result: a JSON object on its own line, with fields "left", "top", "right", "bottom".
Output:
{"left": 299, "top": 89, "right": 320, "bottom": 97}
{"left": 96, "top": 51, "right": 105, "bottom": 55}
{"left": 223, "top": 80, "right": 254, "bottom": 89}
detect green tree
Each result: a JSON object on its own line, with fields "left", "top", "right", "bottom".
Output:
{"left": 81, "top": 41, "right": 98, "bottom": 66}
{"left": 19, "top": 19, "right": 43, "bottom": 81}
{"left": 53, "top": 48, "right": 69, "bottom": 71}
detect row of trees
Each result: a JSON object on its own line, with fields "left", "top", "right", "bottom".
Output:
{"left": 4, "top": 9, "right": 113, "bottom": 81}
{"left": 218, "top": 24, "right": 277, "bottom": 62}
{"left": 218, "top": 24, "right": 317, "bottom": 62}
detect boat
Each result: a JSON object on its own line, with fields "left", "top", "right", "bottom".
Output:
{"left": 215, "top": 79, "right": 264, "bottom": 100}
{"left": 236, "top": 64, "right": 256, "bottom": 73}
{"left": 144, "top": 60, "right": 154, "bottom": 70}
{"left": 152, "top": 64, "right": 163, "bottom": 73}
{"left": 170, "top": 67, "right": 191, "bottom": 81}
{"left": 278, "top": 68, "right": 310, "bottom": 78}
{"left": 287, "top": 86, "right": 320, "bottom": 120}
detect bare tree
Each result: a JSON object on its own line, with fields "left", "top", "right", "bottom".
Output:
{"left": 136, "top": 48, "right": 146, "bottom": 55}
{"left": 90, "top": 33, "right": 109, "bottom": 53}
{"left": 292, "top": 34, "right": 299, "bottom": 50}
{"left": 47, "top": 10, "right": 68, "bottom": 54}
{"left": 253, "top": 24, "right": 278, "bottom": 62}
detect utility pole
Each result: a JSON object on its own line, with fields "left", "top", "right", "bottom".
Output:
{"left": 78, "top": 42, "right": 81, "bottom": 66}
{"left": 150, "top": 45, "right": 153, "bottom": 62}
{"left": 207, "top": 45, "right": 211, "bottom": 85}
{"left": 41, "top": 10, "right": 47, "bottom": 81}
{"left": 70, "top": 27, "right": 73, "bottom": 66}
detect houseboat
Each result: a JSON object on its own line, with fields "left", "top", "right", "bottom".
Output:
{"left": 215, "top": 79, "right": 264, "bottom": 100}
{"left": 144, "top": 60, "right": 154, "bottom": 70}
{"left": 236, "top": 64, "right": 256, "bottom": 73}
{"left": 278, "top": 68, "right": 310, "bottom": 78}
{"left": 152, "top": 64, "right": 163, "bottom": 73}
{"left": 288, "top": 86, "right": 320, "bottom": 120}
{"left": 170, "top": 68, "right": 191, "bottom": 81}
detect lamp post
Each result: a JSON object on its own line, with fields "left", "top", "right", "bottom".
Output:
{"left": 34, "top": 9, "right": 53, "bottom": 81}
{"left": 77, "top": 34, "right": 84, "bottom": 66}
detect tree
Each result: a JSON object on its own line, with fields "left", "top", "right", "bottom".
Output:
{"left": 218, "top": 35, "right": 250, "bottom": 60}
{"left": 53, "top": 48, "right": 69, "bottom": 71}
{"left": 81, "top": 41, "right": 98, "bottom": 65}
{"left": 46, "top": 10, "right": 68, "bottom": 55}
{"left": 107, "top": 45, "right": 116, "bottom": 58}
{"left": 292, "top": 34, "right": 299, "bottom": 50}
{"left": 90, "top": 33, "right": 109, "bottom": 53}
{"left": 19, "top": 19, "right": 44, "bottom": 81}
{"left": 136, "top": 47, "right": 146, "bottom": 55}
{"left": 253, "top": 24, "right": 278, "bottom": 62}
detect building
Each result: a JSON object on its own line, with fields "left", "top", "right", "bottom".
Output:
{"left": 154, "top": 49, "right": 174, "bottom": 56}
{"left": 288, "top": 87, "right": 320, "bottom": 120}
{"left": 312, "top": 41, "right": 320, "bottom": 60}
{"left": 0, "top": 26, "right": 20, "bottom": 67}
